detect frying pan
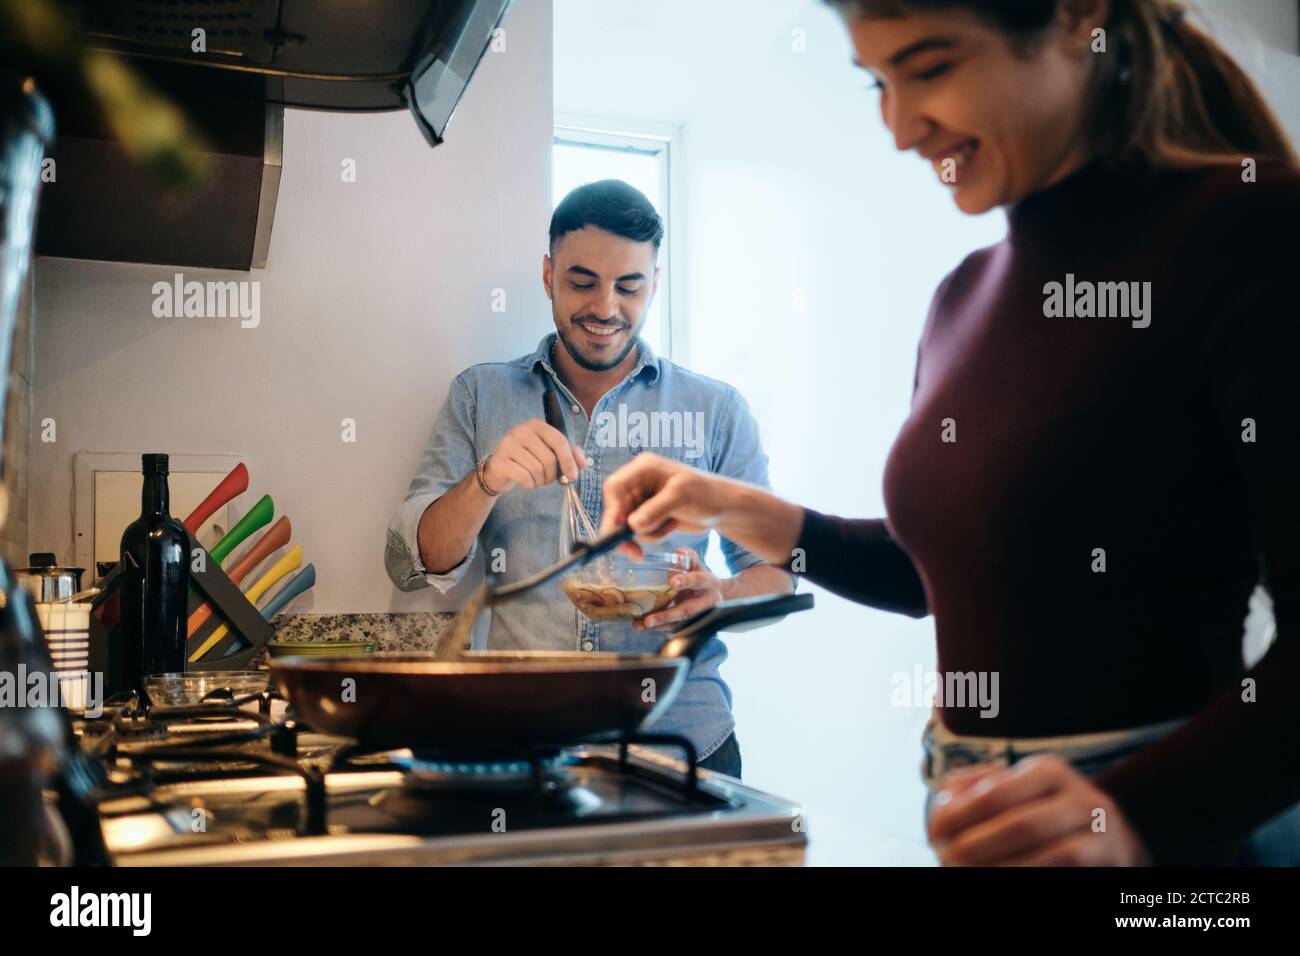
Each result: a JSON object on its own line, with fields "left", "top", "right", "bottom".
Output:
{"left": 272, "top": 590, "right": 812, "bottom": 751}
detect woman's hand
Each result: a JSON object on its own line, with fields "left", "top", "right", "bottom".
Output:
{"left": 600, "top": 452, "right": 805, "bottom": 564}
{"left": 635, "top": 546, "right": 725, "bottom": 631}
{"left": 600, "top": 453, "right": 734, "bottom": 558}
{"left": 927, "top": 755, "right": 1151, "bottom": 866}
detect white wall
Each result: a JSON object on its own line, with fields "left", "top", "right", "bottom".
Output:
{"left": 557, "top": 0, "right": 1300, "bottom": 865}
{"left": 1197, "top": 1, "right": 1300, "bottom": 139}
{"left": 30, "top": 0, "right": 554, "bottom": 615}
{"left": 1200, "top": 0, "right": 1299, "bottom": 55}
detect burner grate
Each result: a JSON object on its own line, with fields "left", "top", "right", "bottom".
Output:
{"left": 79, "top": 695, "right": 714, "bottom": 845}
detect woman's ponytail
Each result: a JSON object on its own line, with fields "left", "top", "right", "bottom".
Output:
{"left": 1100, "top": 0, "right": 1297, "bottom": 166}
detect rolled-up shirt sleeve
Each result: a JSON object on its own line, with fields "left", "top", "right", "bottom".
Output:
{"left": 712, "top": 388, "right": 783, "bottom": 579}
{"left": 385, "top": 375, "right": 480, "bottom": 593}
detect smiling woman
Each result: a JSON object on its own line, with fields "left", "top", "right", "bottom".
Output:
{"left": 597, "top": 0, "right": 1300, "bottom": 867}
{"left": 831, "top": 0, "right": 1296, "bottom": 213}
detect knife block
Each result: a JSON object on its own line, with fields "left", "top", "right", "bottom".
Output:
{"left": 182, "top": 529, "right": 275, "bottom": 669}
{"left": 90, "top": 530, "right": 274, "bottom": 693}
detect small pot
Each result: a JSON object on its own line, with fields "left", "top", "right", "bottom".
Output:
{"left": 16, "top": 553, "right": 86, "bottom": 603}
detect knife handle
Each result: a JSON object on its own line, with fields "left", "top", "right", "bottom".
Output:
{"left": 260, "top": 563, "right": 316, "bottom": 619}
{"left": 244, "top": 544, "right": 302, "bottom": 606}
{"left": 183, "top": 463, "right": 248, "bottom": 534}
{"left": 187, "top": 516, "right": 291, "bottom": 636}
{"left": 227, "top": 516, "right": 291, "bottom": 585}
{"left": 190, "top": 544, "right": 302, "bottom": 661}
{"left": 210, "top": 494, "right": 273, "bottom": 565}
{"left": 211, "top": 563, "right": 315, "bottom": 662}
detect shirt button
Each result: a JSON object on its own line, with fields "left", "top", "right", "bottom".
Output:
{"left": 571, "top": 404, "right": 580, "bottom": 414}
{"left": 582, "top": 641, "right": 594, "bottom": 652}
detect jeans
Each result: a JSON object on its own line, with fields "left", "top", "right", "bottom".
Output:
{"left": 699, "top": 732, "right": 742, "bottom": 779}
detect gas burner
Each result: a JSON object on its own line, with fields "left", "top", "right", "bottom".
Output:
{"left": 108, "top": 716, "right": 172, "bottom": 743}
{"left": 392, "top": 752, "right": 568, "bottom": 793}
{"left": 370, "top": 768, "right": 605, "bottom": 829}
{"left": 372, "top": 751, "right": 604, "bottom": 821}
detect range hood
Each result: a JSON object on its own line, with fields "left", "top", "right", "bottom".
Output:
{"left": 31, "top": 0, "right": 513, "bottom": 270}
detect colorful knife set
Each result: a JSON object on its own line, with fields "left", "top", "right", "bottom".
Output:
{"left": 90, "top": 462, "right": 316, "bottom": 689}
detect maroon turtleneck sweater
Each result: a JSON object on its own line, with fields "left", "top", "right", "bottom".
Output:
{"left": 792, "top": 157, "right": 1300, "bottom": 864}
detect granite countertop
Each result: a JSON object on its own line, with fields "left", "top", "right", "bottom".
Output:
{"left": 270, "top": 612, "right": 455, "bottom": 652}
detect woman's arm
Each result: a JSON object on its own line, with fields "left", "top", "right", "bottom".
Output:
{"left": 599, "top": 454, "right": 929, "bottom": 617}
{"left": 791, "top": 509, "right": 929, "bottom": 617}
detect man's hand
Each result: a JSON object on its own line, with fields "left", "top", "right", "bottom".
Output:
{"left": 635, "top": 546, "right": 725, "bottom": 631}
{"left": 927, "top": 754, "right": 1151, "bottom": 866}
{"left": 483, "top": 419, "right": 587, "bottom": 494}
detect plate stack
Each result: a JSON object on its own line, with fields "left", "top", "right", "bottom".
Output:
{"left": 37, "top": 602, "right": 92, "bottom": 710}
{"left": 267, "top": 638, "right": 375, "bottom": 658}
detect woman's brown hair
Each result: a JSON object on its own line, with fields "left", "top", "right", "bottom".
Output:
{"left": 833, "top": 0, "right": 1298, "bottom": 167}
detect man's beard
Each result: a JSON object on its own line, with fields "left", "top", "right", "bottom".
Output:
{"left": 556, "top": 318, "right": 642, "bottom": 371}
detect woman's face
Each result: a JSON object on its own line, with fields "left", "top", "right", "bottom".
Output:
{"left": 841, "top": 4, "right": 1105, "bottom": 213}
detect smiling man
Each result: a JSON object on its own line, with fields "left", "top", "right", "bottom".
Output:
{"left": 385, "top": 180, "right": 792, "bottom": 778}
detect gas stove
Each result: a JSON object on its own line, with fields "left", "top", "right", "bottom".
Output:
{"left": 74, "top": 693, "right": 807, "bottom": 866}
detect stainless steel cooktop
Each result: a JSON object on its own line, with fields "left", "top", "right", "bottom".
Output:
{"left": 83, "top": 708, "right": 806, "bottom": 866}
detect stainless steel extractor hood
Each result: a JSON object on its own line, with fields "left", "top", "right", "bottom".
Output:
{"left": 29, "top": 0, "right": 513, "bottom": 270}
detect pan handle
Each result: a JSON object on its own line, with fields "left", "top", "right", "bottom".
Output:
{"left": 657, "top": 592, "right": 814, "bottom": 661}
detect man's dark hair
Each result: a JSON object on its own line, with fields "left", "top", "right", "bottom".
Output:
{"left": 549, "top": 179, "right": 664, "bottom": 254}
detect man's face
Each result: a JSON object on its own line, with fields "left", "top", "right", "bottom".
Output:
{"left": 544, "top": 226, "right": 659, "bottom": 371}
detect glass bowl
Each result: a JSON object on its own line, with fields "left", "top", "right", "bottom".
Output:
{"left": 561, "top": 550, "right": 691, "bottom": 622}
{"left": 144, "top": 671, "right": 269, "bottom": 706}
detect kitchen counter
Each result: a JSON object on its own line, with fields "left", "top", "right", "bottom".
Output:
{"left": 271, "top": 612, "right": 454, "bottom": 651}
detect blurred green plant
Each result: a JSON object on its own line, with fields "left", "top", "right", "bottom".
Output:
{"left": 0, "top": 0, "right": 210, "bottom": 187}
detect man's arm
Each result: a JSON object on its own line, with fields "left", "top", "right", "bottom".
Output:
{"left": 705, "top": 390, "right": 797, "bottom": 622}
{"left": 416, "top": 470, "right": 498, "bottom": 575}
{"left": 721, "top": 563, "right": 795, "bottom": 600}
{"left": 704, "top": 388, "right": 796, "bottom": 603}
{"left": 386, "top": 373, "right": 587, "bottom": 588}
{"left": 386, "top": 377, "right": 482, "bottom": 592}
{"left": 712, "top": 388, "right": 788, "bottom": 585}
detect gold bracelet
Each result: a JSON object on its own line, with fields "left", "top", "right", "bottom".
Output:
{"left": 475, "top": 455, "right": 500, "bottom": 497}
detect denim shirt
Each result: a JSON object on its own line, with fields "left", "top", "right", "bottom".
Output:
{"left": 385, "top": 333, "right": 776, "bottom": 759}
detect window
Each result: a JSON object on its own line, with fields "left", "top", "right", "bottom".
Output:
{"left": 552, "top": 122, "right": 675, "bottom": 357}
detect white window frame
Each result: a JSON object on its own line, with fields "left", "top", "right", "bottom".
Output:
{"left": 553, "top": 114, "right": 685, "bottom": 360}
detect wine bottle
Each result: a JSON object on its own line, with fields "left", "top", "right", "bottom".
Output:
{"left": 119, "top": 453, "right": 190, "bottom": 692}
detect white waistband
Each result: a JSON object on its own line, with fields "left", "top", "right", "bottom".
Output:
{"left": 922, "top": 709, "right": 1188, "bottom": 786}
